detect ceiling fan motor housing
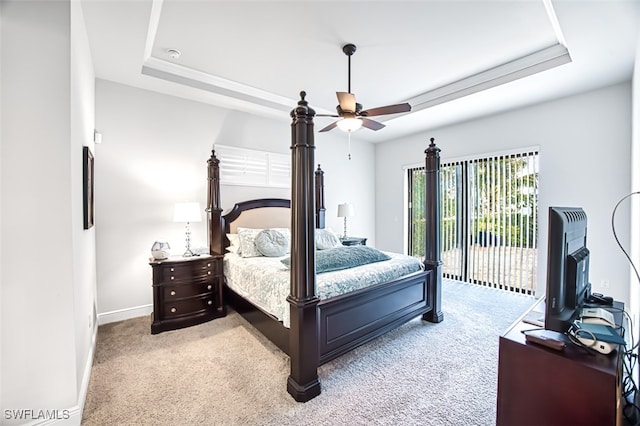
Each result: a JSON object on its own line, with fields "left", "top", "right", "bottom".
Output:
{"left": 337, "top": 103, "right": 363, "bottom": 115}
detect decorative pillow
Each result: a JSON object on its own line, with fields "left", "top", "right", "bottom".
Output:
{"left": 315, "top": 228, "right": 342, "bottom": 250}
{"left": 255, "top": 229, "right": 290, "bottom": 257}
{"left": 237, "top": 227, "right": 264, "bottom": 258}
{"left": 281, "top": 246, "right": 391, "bottom": 273}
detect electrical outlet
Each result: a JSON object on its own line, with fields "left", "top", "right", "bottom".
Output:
{"left": 601, "top": 280, "right": 610, "bottom": 289}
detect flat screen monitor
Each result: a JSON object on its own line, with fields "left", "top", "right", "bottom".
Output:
{"left": 544, "top": 206, "right": 591, "bottom": 333}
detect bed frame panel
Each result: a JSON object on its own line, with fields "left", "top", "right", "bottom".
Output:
{"left": 208, "top": 91, "right": 443, "bottom": 402}
{"left": 318, "top": 269, "right": 432, "bottom": 364}
{"left": 225, "top": 285, "right": 290, "bottom": 354}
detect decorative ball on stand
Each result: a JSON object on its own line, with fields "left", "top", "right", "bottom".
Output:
{"left": 151, "top": 241, "right": 171, "bottom": 260}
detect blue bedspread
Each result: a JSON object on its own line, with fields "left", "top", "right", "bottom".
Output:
{"left": 224, "top": 249, "right": 423, "bottom": 327}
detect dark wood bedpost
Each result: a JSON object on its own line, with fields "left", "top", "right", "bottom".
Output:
{"left": 286, "top": 91, "right": 321, "bottom": 402}
{"left": 422, "top": 137, "right": 444, "bottom": 323}
{"left": 315, "top": 165, "right": 325, "bottom": 229}
{"left": 207, "top": 149, "right": 224, "bottom": 255}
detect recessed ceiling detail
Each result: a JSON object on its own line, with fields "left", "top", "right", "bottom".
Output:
{"left": 140, "top": 0, "right": 570, "bottom": 125}
{"left": 80, "top": 0, "right": 640, "bottom": 142}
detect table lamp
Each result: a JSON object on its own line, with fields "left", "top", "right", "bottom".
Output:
{"left": 173, "top": 202, "right": 202, "bottom": 257}
{"left": 337, "top": 202, "right": 355, "bottom": 238}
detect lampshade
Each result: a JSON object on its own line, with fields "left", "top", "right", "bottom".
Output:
{"left": 336, "top": 117, "right": 362, "bottom": 132}
{"left": 173, "top": 202, "right": 202, "bottom": 223}
{"left": 337, "top": 203, "right": 355, "bottom": 218}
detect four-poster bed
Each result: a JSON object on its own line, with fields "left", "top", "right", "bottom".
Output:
{"left": 207, "top": 92, "right": 443, "bottom": 402}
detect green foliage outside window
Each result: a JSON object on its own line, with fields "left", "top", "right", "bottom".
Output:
{"left": 410, "top": 155, "right": 538, "bottom": 255}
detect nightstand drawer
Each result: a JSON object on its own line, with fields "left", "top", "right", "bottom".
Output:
{"left": 163, "top": 295, "right": 216, "bottom": 319}
{"left": 163, "top": 280, "right": 216, "bottom": 301}
{"left": 156, "top": 259, "right": 219, "bottom": 283}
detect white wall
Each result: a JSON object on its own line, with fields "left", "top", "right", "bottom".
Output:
{"left": 630, "top": 33, "right": 640, "bottom": 337}
{"left": 70, "top": 0, "right": 98, "bottom": 410}
{"left": 0, "top": 2, "right": 4, "bottom": 415}
{"left": 94, "top": 80, "right": 376, "bottom": 322}
{"left": 376, "top": 83, "right": 632, "bottom": 305}
{"left": 1, "top": 1, "right": 97, "bottom": 423}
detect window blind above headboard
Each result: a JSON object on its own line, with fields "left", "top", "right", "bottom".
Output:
{"left": 215, "top": 144, "right": 290, "bottom": 188}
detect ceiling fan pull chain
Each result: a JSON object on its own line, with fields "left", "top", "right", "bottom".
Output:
{"left": 348, "top": 132, "right": 352, "bottom": 160}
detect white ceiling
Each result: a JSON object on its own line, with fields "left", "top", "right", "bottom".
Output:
{"left": 81, "top": 0, "right": 640, "bottom": 143}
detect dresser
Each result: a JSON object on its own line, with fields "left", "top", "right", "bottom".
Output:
{"left": 497, "top": 298, "right": 624, "bottom": 426}
{"left": 150, "top": 254, "right": 225, "bottom": 334}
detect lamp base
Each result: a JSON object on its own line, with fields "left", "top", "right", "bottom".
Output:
{"left": 183, "top": 249, "right": 199, "bottom": 257}
{"left": 342, "top": 217, "right": 348, "bottom": 239}
{"left": 182, "top": 222, "right": 199, "bottom": 257}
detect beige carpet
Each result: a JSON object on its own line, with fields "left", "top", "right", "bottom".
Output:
{"left": 82, "top": 280, "right": 535, "bottom": 425}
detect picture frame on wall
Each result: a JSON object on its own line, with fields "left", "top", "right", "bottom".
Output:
{"left": 83, "top": 146, "right": 94, "bottom": 229}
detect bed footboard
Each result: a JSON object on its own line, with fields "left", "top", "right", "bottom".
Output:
{"left": 318, "top": 269, "right": 433, "bottom": 365}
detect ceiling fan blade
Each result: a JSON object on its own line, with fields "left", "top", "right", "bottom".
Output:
{"left": 318, "top": 121, "right": 339, "bottom": 132}
{"left": 361, "top": 103, "right": 411, "bottom": 117}
{"left": 360, "top": 117, "right": 386, "bottom": 131}
{"left": 316, "top": 114, "right": 340, "bottom": 118}
{"left": 336, "top": 92, "right": 357, "bottom": 113}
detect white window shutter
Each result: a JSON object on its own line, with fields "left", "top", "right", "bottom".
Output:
{"left": 216, "top": 144, "right": 290, "bottom": 188}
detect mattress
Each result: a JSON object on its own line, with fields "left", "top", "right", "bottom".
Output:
{"left": 223, "top": 250, "right": 424, "bottom": 327}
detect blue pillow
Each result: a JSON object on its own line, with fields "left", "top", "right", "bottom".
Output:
{"left": 255, "top": 229, "right": 290, "bottom": 257}
{"left": 281, "top": 246, "right": 391, "bottom": 273}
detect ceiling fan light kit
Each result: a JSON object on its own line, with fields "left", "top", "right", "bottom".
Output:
{"left": 317, "top": 43, "right": 412, "bottom": 134}
{"left": 336, "top": 117, "right": 362, "bottom": 132}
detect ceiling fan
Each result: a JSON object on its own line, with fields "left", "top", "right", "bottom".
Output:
{"left": 317, "top": 43, "right": 411, "bottom": 133}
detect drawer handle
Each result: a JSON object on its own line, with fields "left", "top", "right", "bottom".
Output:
{"left": 208, "top": 271, "right": 211, "bottom": 275}
{"left": 170, "top": 267, "right": 175, "bottom": 272}
{"left": 170, "top": 307, "right": 177, "bottom": 313}
{"left": 207, "top": 300, "right": 212, "bottom": 305}
{"left": 170, "top": 276, "right": 174, "bottom": 280}
{"left": 170, "top": 290, "right": 176, "bottom": 296}
{"left": 207, "top": 285, "right": 212, "bottom": 290}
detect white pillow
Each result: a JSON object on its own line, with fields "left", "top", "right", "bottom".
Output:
{"left": 255, "top": 229, "right": 290, "bottom": 257}
{"left": 226, "top": 234, "right": 240, "bottom": 254}
{"left": 315, "top": 228, "right": 342, "bottom": 250}
{"left": 227, "top": 233, "right": 239, "bottom": 246}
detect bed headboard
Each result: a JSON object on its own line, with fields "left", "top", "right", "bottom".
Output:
{"left": 206, "top": 151, "right": 326, "bottom": 255}
{"left": 224, "top": 199, "right": 290, "bottom": 234}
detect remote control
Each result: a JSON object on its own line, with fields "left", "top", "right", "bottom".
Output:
{"left": 525, "top": 331, "right": 566, "bottom": 351}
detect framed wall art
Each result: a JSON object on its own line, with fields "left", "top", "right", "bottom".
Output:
{"left": 83, "top": 146, "right": 94, "bottom": 229}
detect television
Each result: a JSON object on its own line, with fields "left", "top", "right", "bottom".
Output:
{"left": 544, "top": 206, "right": 591, "bottom": 333}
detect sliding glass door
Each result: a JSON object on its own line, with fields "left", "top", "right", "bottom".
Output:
{"left": 409, "top": 150, "right": 539, "bottom": 295}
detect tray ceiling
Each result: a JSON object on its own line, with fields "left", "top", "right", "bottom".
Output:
{"left": 81, "top": 0, "right": 640, "bottom": 143}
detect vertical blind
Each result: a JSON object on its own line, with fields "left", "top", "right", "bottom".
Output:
{"left": 409, "top": 149, "right": 539, "bottom": 294}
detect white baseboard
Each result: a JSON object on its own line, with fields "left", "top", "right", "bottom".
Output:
{"left": 8, "top": 307, "right": 151, "bottom": 425}
{"left": 22, "top": 322, "right": 98, "bottom": 426}
{"left": 97, "top": 304, "right": 153, "bottom": 325}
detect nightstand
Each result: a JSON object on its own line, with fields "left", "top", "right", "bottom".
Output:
{"left": 149, "top": 254, "right": 226, "bottom": 334}
{"left": 340, "top": 237, "right": 367, "bottom": 246}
